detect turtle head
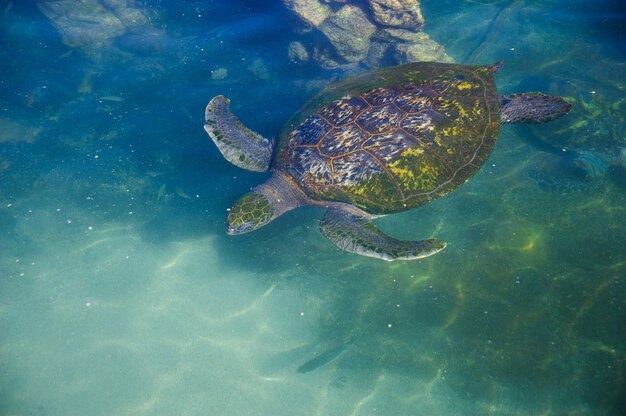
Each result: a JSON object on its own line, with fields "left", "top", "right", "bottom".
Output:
{"left": 500, "top": 93, "right": 572, "bottom": 124}
{"left": 226, "top": 192, "right": 274, "bottom": 235}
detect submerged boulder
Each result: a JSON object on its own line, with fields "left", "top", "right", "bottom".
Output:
{"left": 35, "top": 0, "right": 153, "bottom": 62}
{"left": 0, "top": 118, "right": 42, "bottom": 144}
{"left": 281, "top": 0, "right": 331, "bottom": 27}
{"left": 368, "top": 0, "right": 424, "bottom": 29}
{"left": 319, "top": 5, "right": 377, "bottom": 62}
{"left": 37, "top": 0, "right": 126, "bottom": 49}
{"left": 394, "top": 32, "right": 453, "bottom": 64}
{"left": 288, "top": 41, "right": 310, "bottom": 62}
{"left": 281, "top": 0, "right": 450, "bottom": 69}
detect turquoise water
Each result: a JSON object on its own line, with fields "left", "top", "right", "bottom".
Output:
{"left": 1, "top": 1, "right": 625, "bottom": 415}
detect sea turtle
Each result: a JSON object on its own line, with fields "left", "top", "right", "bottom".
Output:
{"left": 204, "top": 62, "right": 571, "bottom": 261}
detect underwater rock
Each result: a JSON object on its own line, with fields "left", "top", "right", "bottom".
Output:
{"left": 280, "top": 0, "right": 449, "bottom": 69}
{"left": 35, "top": 0, "right": 153, "bottom": 62}
{"left": 281, "top": 0, "right": 331, "bottom": 27}
{"left": 0, "top": 118, "right": 42, "bottom": 144}
{"left": 378, "top": 27, "right": 422, "bottom": 42}
{"left": 319, "top": 5, "right": 376, "bottom": 62}
{"left": 211, "top": 68, "right": 228, "bottom": 80}
{"left": 288, "top": 41, "right": 309, "bottom": 62}
{"left": 248, "top": 58, "right": 271, "bottom": 80}
{"left": 312, "top": 46, "right": 341, "bottom": 69}
{"left": 365, "top": 40, "right": 392, "bottom": 68}
{"left": 393, "top": 32, "right": 453, "bottom": 64}
{"left": 101, "top": 0, "right": 149, "bottom": 27}
{"left": 37, "top": 0, "right": 125, "bottom": 48}
{"left": 368, "top": 0, "right": 424, "bottom": 29}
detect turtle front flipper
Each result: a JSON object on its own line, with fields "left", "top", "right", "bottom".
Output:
{"left": 320, "top": 208, "right": 446, "bottom": 261}
{"left": 204, "top": 96, "right": 273, "bottom": 172}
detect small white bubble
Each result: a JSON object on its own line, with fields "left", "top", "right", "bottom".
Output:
{"left": 66, "top": 219, "right": 72, "bottom": 224}
{"left": 387, "top": 323, "right": 392, "bottom": 328}
{"left": 86, "top": 302, "right": 92, "bottom": 307}
{"left": 510, "top": 47, "right": 515, "bottom": 51}
{"left": 300, "top": 312, "right": 304, "bottom": 316}
{"left": 87, "top": 226, "right": 93, "bottom": 231}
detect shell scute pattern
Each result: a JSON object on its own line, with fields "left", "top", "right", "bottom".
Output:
{"left": 283, "top": 63, "right": 499, "bottom": 214}
{"left": 360, "top": 86, "right": 402, "bottom": 106}
{"left": 363, "top": 131, "right": 418, "bottom": 162}
{"left": 425, "top": 97, "right": 493, "bottom": 165}
{"left": 433, "top": 70, "right": 484, "bottom": 98}
{"left": 320, "top": 124, "right": 368, "bottom": 157}
{"left": 399, "top": 109, "right": 442, "bottom": 137}
{"left": 318, "top": 95, "right": 370, "bottom": 126}
{"left": 287, "top": 147, "right": 333, "bottom": 187}
{"left": 394, "top": 85, "right": 437, "bottom": 113}
{"left": 289, "top": 114, "right": 333, "bottom": 146}
{"left": 356, "top": 104, "right": 403, "bottom": 134}
{"left": 332, "top": 151, "right": 383, "bottom": 187}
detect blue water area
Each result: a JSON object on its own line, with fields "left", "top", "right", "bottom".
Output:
{"left": 1, "top": 1, "right": 625, "bottom": 415}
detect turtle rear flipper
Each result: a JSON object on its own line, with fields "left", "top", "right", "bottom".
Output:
{"left": 204, "top": 96, "right": 273, "bottom": 172}
{"left": 320, "top": 208, "right": 446, "bottom": 261}
{"left": 500, "top": 93, "right": 572, "bottom": 124}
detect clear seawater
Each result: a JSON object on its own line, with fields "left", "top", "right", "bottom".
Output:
{"left": 1, "top": 1, "right": 625, "bottom": 415}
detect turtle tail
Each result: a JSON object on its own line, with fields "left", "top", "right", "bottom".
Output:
{"left": 500, "top": 93, "right": 572, "bottom": 124}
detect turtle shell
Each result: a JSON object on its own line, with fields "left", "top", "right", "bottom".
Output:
{"left": 279, "top": 62, "right": 501, "bottom": 214}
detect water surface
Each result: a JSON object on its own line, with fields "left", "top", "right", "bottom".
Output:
{"left": 1, "top": 1, "right": 625, "bottom": 415}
